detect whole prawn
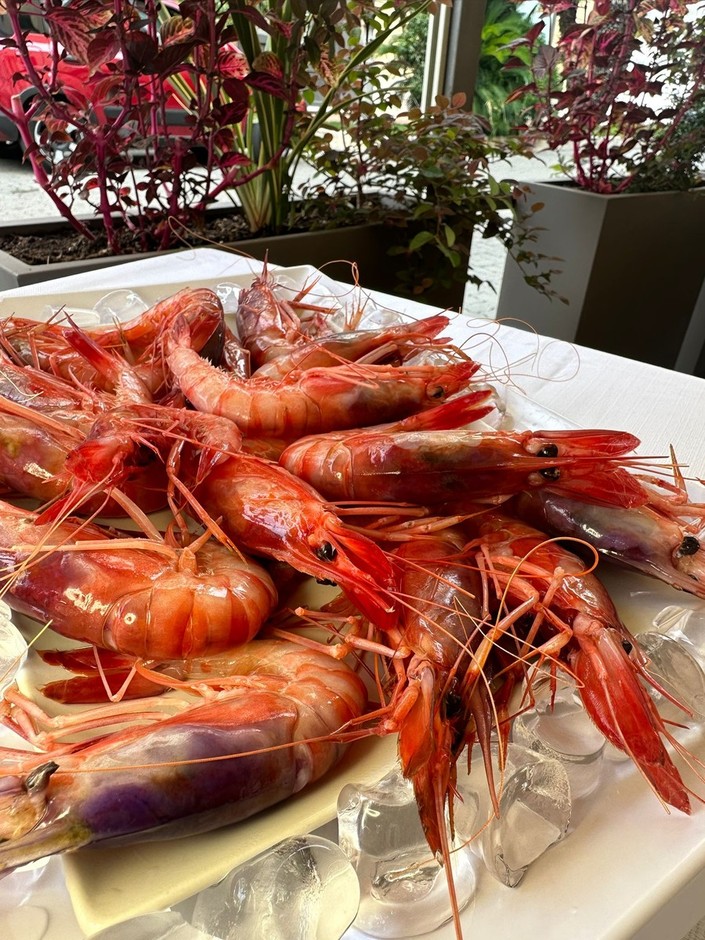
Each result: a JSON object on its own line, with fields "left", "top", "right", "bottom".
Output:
{"left": 233, "top": 264, "right": 335, "bottom": 368}
{"left": 464, "top": 511, "right": 693, "bottom": 813}
{"left": 0, "top": 639, "right": 367, "bottom": 871}
{"left": 70, "top": 402, "right": 400, "bottom": 634}
{"left": 167, "top": 315, "right": 480, "bottom": 439}
{"left": 0, "top": 500, "right": 277, "bottom": 659}
{"left": 514, "top": 489, "right": 705, "bottom": 599}
{"left": 0, "top": 287, "right": 224, "bottom": 398}
{"left": 172, "top": 438, "right": 399, "bottom": 631}
{"left": 250, "top": 315, "right": 455, "bottom": 380}
{"left": 280, "top": 413, "right": 649, "bottom": 509}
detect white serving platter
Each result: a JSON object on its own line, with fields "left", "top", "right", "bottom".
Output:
{"left": 3, "top": 260, "right": 705, "bottom": 940}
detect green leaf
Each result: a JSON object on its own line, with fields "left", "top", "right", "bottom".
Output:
{"left": 444, "top": 224, "right": 456, "bottom": 247}
{"left": 409, "top": 230, "right": 436, "bottom": 251}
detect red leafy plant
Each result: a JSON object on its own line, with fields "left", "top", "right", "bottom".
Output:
{"left": 505, "top": 0, "right": 705, "bottom": 193}
{"left": 0, "top": 0, "right": 437, "bottom": 254}
{"left": 1, "top": 0, "right": 258, "bottom": 252}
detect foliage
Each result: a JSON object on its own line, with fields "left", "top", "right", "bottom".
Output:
{"left": 384, "top": 10, "right": 428, "bottom": 108}
{"left": 0, "top": 0, "right": 242, "bottom": 251}
{"left": 474, "top": 0, "right": 535, "bottom": 135}
{"left": 0, "top": 0, "right": 552, "bottom": 306}
{"left": 0, "top": 0, "right": 439, "bottom": 252}
{"left": 219, "top": 0, "right": 440, "bottom": 232}
{"left": 506, "top": 0, "right": 705, "bottom": 193}
{"left": 299, "top": 94, "right": 554, "bottom": 301}
{"left": 386, "top": 0, "right": 536, "bottom": 136}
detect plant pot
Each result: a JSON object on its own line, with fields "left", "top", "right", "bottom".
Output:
{"left": 0, "top": 216, "right": 467, "bottom": 310}
{"left": 496, "top": 183, "right": 705, "bottom": 370}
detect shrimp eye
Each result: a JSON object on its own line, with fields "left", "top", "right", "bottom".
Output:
{"left": 539, "top": 467, "right": 561, "bottom": 481}
{"left": 537, "top": 443, "right": 559, "bottom": 458}
{"left": 427, "top": 385, "right": 445, "bottom": 400}
{"left": 315, "top": 542, "right": 338, "bottom": 562}
{"left": 444, "top": 689, "right": 464, "bottom": 720}
{"left": 677, "top": 536, "right": 700, "bottom": 557}
{"left": 621, "top": 639, "right": 633, "bottom": 655}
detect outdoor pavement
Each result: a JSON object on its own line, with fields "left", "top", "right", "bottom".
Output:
{"left": 0, "top": 147, "right": 566, "bottom": 317}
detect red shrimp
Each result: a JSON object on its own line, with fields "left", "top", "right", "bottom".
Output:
{"left": 178, "top": 446, "right": 399, "bottom": 631}
{"left": 0, "top": 500, "right": 277, "bottom": 659}
{"left": 280, "top": 418, "right": 650, "bottom": 509}
{"left": 233, "top": 265, "right": 331, "bottom": 368}
{"left": 0, "top": 287, "right": 224, "bottom": 397}
{"left": 167, "top": 314, "right": 480, "bottom": 439}
{"left": 0, "top": 353, "right": 104, "bottom": 430}
{"left": 382, "top": 533, "right": 490, "bottom": 852}
{"left": 59, "top": 402, "right": 398, "bottom": 633}
{"left": 250, "top": 314, "right": 454, "bottom": 380}
{"left": 0, "top": 639, "right": 367, "bottom": 871}
{"left": 465, "top": 511, "right": 693, "bottom": 813}
{"left": 514, "top": 489, "right": 705, "bottom": 599}
{"left": 0, "top": 404, "right": 84, "bottom": 503}
{"left": 327, "top": 526, "right": 533, "bottom": 939}
{"left": 0, "top": 396, "right": 168, "bottom": 516}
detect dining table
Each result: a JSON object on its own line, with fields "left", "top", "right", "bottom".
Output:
{"left": 1, "top": 247, "right": 705, "bottom": 940}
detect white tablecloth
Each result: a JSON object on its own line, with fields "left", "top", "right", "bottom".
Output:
{"left": 2, "top": 248, "right": 705, "bottom": 940}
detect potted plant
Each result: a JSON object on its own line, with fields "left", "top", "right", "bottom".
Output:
{"left": 495, "top": 0, "right": 705, "bottom": 369}
{"left": 297, "top": 91, "right": 548, "bottom": 308}
{"left": 0, "top": 0, "right": 550, "bottom": 310}
{"left": 0, "top": 0, "right": 432, "bottom": 290}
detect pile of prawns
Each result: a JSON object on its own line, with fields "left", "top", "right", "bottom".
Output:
{"left": 0, "top": 265, "right": 703, "bottom": 939}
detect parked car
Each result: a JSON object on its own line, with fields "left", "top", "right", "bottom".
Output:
{"left": 0, "top": 6, "right": 192, "bottom": 162}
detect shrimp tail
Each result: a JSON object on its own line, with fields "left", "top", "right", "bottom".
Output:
{"left": 571, "top": 614, "right": 691, "bottom": 814}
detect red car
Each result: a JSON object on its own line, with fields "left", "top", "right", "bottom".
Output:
{"left": 0, "top": 7, "right": 193, "bottom": 161}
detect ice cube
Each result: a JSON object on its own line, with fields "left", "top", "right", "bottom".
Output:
{"left": 93, "top": 289, "right": 149, "bottom": 324}
{"left": 190, "top": 835, "right": 359, "bottom": 940}
{"left": 511, "top": 675, "right": 605, "bottom": 800}
{"left": 638, "top": 630, "right": 705, "bottom": 721}
{"left": 456, "top": 743, "right": 571, "bottom": 888}
{"left": 501, "top": 799, "right": 565, "bottom": 872}
{"left": 338, "top": 765, "right": 476, "bottom": 938}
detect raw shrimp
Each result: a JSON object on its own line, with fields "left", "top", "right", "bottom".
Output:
{"left": 0, "top": 405, "right": 83, "bottom": 503}
{"left": 280, "top": 420, "right": 649, "bottom": 509}
{"left": 233, "top": 265, "right": 329, "bottom": 368}
{"left": 465, "top": 511, "right": 693, "bottom": 813}
{"left": 0, "top": 639, "right": 367, "bottom": 870}
{"left": 383, "top": 532, "right": 488, "bottom": 854}
{"left": 178, "top": 446, "right": 399, "bottom": 631}
{"left": 167, "top": 315, "right": 480, "bottom": 438}
{"left": 66, "top": 401, "right": 398, "bottom": 633}
{"left": 0, "top": 500, "right": 277, "bottom": 659}
{"left": 0, "top": 353, "right": 103, "bottom": 429}
{"left": 514, "top": 489, "right": 705, "bottom": 599}
{"left": 0, "top": 396, "right": 168, "bottom": 516}
{"left": 0, "top": 288, "right": 224, "bottom": 398}
{"left": 250, "top": 314, "right": 453, "bottom": 380}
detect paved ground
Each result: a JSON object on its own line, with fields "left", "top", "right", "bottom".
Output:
{"left": 0, "top": 146, "right": 566, "bottom": 317}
